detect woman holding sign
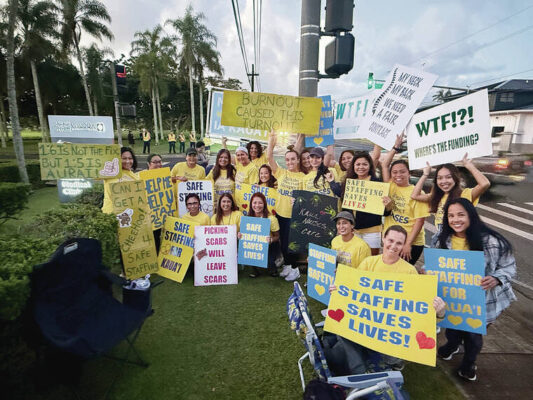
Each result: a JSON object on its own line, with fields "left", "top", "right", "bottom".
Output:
{"left": 257, "top": 164, "right": 278, "bottom": 189}
{"left": 302, "top": 146, "right": 342, "bottom": 197}
{"left": 211, "top": 193, "right": 242, "bottom": 231}
{"left": 382, "top": 137, "right": 429, "bottom": 266}
{"left": 207, "top": 149, "right": 237, "bottom": 204}
{"left": 434, "top": 198, "right": 516, "bottom": 381}
{"left": 182, "top": 193, "right": 210, "bottom": 226}
{"left": 411, "top": 155, "right": 490, "bottom": 233}
{"left": 102, "top": 147, "right": 140, "bottom": 214}
{"left": 245, "top": 192, "right": 280, "bottom": 278}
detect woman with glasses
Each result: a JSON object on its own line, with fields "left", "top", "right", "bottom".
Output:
{"left": 181, "top": 193, "right": 210, "bottom": 225}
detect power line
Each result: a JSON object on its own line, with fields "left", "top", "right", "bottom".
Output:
{"left": 469, "top": 67, "right": 533, "bottom": 87}
{"left": 231, "top": 0, "right": 252, "bottom": 87}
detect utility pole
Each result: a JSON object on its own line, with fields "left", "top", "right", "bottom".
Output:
{"left": 110, "top": 62, "right": 123, "bottom": 147}
{"left": 248, "top": 64, "right": 259, "bottom": 92}
{"left": 298, "top": 0, "right": 321, "bottom": 97}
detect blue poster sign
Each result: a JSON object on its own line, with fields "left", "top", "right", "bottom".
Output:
{"left": 305, "top": 95, "right": 334, "bottom": 147}
{"left": 424, "top": 248, "right": 487, "bottom": 335}
{"left": 307, "top": 243, "right": 337, "bottom": 305}
{"left": 238, "top": 216, "right": 271, "bottom": 268}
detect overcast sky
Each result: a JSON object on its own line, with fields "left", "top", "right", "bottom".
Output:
{"left": 92, "top": 0, "right": 533, "bottom": 100}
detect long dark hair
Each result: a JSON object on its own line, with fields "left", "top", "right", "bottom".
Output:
{"left": 313, "top": 161, "right": 331, "bottom": 190}
{"left": 342, "top": 152, "right": 377, "bottom": 196}
{"left": 121, "top": 146, "right": 138, "bottom": 170}
{"left": 300, "top": 148, "right": 311, "bottom": 174}
{"left": 257, "top": 164, "right": 277, "bottom": 188}
{"left": 338, "top": 150, "right": 355, "bottom": 172}
{"left": 246, "top": 141, "right": 263, "bottom": 159}
{"left": 248, "top": 192, "right": 270, "bottom": 219}
{"left": 437, "top": 198, "right": 512, "bottom": 256}
{"left": 212, "top": 149, "right": 236, "bottom": 182}
{"left": 429, "top": 164, "right": 462, "bottom": 213}
{"left": 215, "top": 193, "right": 239, "bottom": 225}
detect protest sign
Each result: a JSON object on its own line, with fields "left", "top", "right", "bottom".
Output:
{"left": 194, "top": 225, "right": 238, "bottom": 286}
{"left": 406, "top": 90, "right": 491, "bottom": 170}
{"left": 287, "top": 190, "right": 337, "bottom": 253}
{"left": 157, "top": 216, "right": 196, "bottom": 283}
{"left": 237, "top": 216, "right": 270, "bottom": 268}
{"left": 333, "top": 93, "right": 377, "bottom": 140}
{"left": 139, "top": 167, "right": 176, "bottom": 230}
{"left": 307, "top": 244, "right": 337, "bottom": 305}
{"left": 424, "top": 248, "right": 487, "bottom": 335}
{"left": 111, "top": 180, "right": 158, "bottom": 279}
{"left": 177, "top": 180, "right": 214, "bottom": 217}
{"left": 305, "top": 95, "right": 334, "bottom": 147}
{"left": 324, "top": 265, "right": 438, "bottom": 366}
{"left": 358, "top": 65, "right": 437, "bottom": 150}
{"left": 48, "top": 115, "right": 114, "bottom": 144}
{"left": 235, "top": 182, "right": 280, "bottom": 215}
{"left": 39, "top": 143, "right": 121, "bottom": 180}
{"left": 342, "top": 179, "right": 390, "bottom": 215}
{"left": 221, "top": 90, "right": 322, "bottom": 135}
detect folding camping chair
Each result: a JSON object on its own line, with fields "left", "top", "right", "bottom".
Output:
{"left": 287, "top": 282, "right": 406, "bottom": 400}
{"left": 31, "top": 238, "right": 154, "bottom": 399}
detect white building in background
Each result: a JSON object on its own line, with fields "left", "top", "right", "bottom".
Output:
{"left": 490, "top": 108, "right": 533, "bottom": 154}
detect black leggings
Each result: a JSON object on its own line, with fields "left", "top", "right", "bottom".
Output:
{"left": 442, "top": 328, "right": 483, "bottom": 371}
{"left": 408, "top": 245, "right": 424, "bottom": 266}
{"left": 277, "top": 215, "right": 299, "bottom": 266}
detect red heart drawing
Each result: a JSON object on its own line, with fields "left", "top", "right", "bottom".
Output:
{"left": 416, "top": 331, "right": 435, "bottom": 349}
{"left": 242, "top": 204, "right": 248, "bottom": 209}
{"left": 328, "top": 309, "right": 344, "bottom": 322}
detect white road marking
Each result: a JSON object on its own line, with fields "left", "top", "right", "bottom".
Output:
{"left": 526, "top": 202, "right": 533, "bottom": 206}
{"left": 479, "top": 216, "right": 533, "bottom": 241}
{"left": 424, "top": 221, "right": 437, "bottom": 234}
{"left": 498, "top": 202, "right": 533, "bottom": 216}
{"left": 478, "top": 204, "right": 533, "bottom": 227}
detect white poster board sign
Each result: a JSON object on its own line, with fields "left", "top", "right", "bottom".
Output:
{"left": 177, "top": 180, "right": 214, "bottom": 217}
{"left": 406, "top": 90, "right": 492, "bottom": 170}
{"left": 48, "top": 115, "right": 114, "bottom": 144}
{"left": 358, "top": 65, "right": 437, "bottom": 150}
{"left": 194, "top": 225, "right": 238, "bottom": 286}
{"left": 333, "top": 93, "right": 377, "bottom": 140}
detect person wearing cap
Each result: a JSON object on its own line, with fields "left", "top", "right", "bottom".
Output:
{"left": 331, "top": 211, "right": 371, "bottom": 269}
{"left": 171, "top": 147, "right": 206, "bottom": 183}
{"left": 302, "top": 146, "right": 341, "bottom": 197}
{"left": 234, "top": 146, "right": 259, "bottom": 186}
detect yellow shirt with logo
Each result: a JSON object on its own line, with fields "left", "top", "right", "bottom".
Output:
{"left": 358, "top": 255, "right": 418, "bottom": 274}
{"left": 211, "top": 210, "right": 242, "bottom": 231}
{"left": 171, "top": 162, "right": 206, "bottom": 180}
{"left": 235, "top": 162, "right": 259, "bottom": 186}
{"left": 182, "top": 211, "right": 210, "bottom": 226}
{"left": 207, "top": 169, "right": 235, "bottom": 204}
{"left": 451, "top": 235, "right": 470, "bottom": 250}
{"left": 434, "top": 188, "right": 479, "bottom": 228}
{"left": 273, "top": 167, "right": 305, "bottom": 218}
{"left": 302, "top": 168, "right": 338, "bottom": 197}
{"left": 331, "top": 234, "right": 371, "bottom": 269}
{"left": 384, "top": 182, "right": 429, "bottom": 246}
{"left": 102, "top": 170, "right": 140, "bottom": 214}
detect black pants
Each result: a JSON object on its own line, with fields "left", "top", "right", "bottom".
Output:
{"left": 277, "top": 215, "right": 299, "bottom": 267}
{"left": 190, "top": 141, "right": 196, "bottom": 149}
{"left": 169, "top": 142, "right": 176, "bottom": 153}
{"left": 179, "top": 142, "right": 185, "bottom": 153}
{"left": 407, "top": 245, "right": 424, "bottom": 266}
{"left": 143, "top": 141, "right": 150, "bottom": 154}
{"left": 442, "top": 328, "right": 483, "bottom": 371}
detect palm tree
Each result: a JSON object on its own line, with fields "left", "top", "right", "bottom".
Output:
{"left": 18, "top": 0, "right": 59, "bottom": 142}
{"left": 130, "top": 25, "right": 173, "bottom": 144}
{"left": 59, "top": 0, "right": 113, "bottom": 116}
{"left": 6, "top": 0, "right": 28, "bottom": 183}
{"left": 84, "top": 43, "right": 112, "bottom": 115}
{"left": 195, "top": 40, "right": 222, "bottom": 136}
{"left": 432, "top": 89, "right": 452, "bottom": 103}
{"left": 166, "top": 5, "right": 221, "bottom": 137}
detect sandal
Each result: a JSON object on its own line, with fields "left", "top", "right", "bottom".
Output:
{"left": 249, "top": 273, "right": 259, "bottom": 278}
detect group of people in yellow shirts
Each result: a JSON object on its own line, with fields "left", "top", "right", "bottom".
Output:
{"left": 102, "top": 129, "right": 516, "bottom": 381}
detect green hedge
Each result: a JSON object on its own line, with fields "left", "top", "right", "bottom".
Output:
{"left": 74, "top": 183, "right": 104, "bottom": 208}
{"left": 0, "top": 182, "right": 31, "bottom": 223}
{"left": 0, "top": 160, "right": 44, "bottom": 187}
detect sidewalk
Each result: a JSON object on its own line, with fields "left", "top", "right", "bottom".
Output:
{"left": 436, "top": 284, "right": 533, "bottom": 399}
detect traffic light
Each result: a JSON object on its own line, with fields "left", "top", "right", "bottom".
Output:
{"left": 368, "top": 72, "right": 374, "bottom": 89}
{"left": 325, "top": 33, "right": 355, "bottom": 76}
{"left": 115, "top": 64, "right": 126, "bottom": 86}
{"left": 324, "top": 0, "right": 354, "bottom": 33}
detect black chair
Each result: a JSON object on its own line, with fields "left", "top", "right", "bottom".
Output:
{"left": 31, "top": 238, "right": 152, "bottom": 398}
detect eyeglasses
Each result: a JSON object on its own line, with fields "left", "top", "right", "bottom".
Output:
{"left": 186, "top": 202, "right": 199, "bottom": 206}
{"left": 150, "top": 159, "right": 162, "bottom": 164}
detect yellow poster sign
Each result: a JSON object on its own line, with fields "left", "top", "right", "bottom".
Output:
{"left": 38, "top": 143, "right": 121, "bottom": 180}
{"left": 221, "top": 91, "right": 322, "bottom": 135}
{"left": 111, "top": 180, "right": 159, "bottom": 279}
{"left": 139, "top": 167, "right": 176, "bottom": 230}
{"left": 157, "top": 216, "right": 196, "bottom": 283}
{"left": 324, "top": 265, "right": 438, "bottom": 366}
{"left": 235, "top": 182, "right": 283, "bottom": 215}
{"left": 342, "top": 179, "right": 390, "bottom": 215}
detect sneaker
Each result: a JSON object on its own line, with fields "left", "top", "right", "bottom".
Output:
{"left": 280, "top": 265, "right": 292, "bottom": 277}
{"left": 457, "top": 365, "right": 477, "bottom": 381}
{"left": 436, "top": 326, "right": 441, "bottom": 334}
{"left": 438, "top": 346, "right": 460, "bottom": 361}
{"left": 285, "top": 267, "right": 301, "bottom": 281}
{"left": 391, "top": 361, "right": 405, "bottom": 371}
{"left": 275, "top": 255, "right": 285, "bottom": 268}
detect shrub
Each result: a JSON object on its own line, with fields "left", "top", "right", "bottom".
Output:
{"left": 0, "top": 182, "right": 31, "bottom": 224}
{"left": 0, "top": 160, "right": 44, "bottom": 188}
{"left": 74, "top": 183, "right": 104, "bottom": 208}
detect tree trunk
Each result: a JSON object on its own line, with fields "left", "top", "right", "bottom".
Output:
{"left": 30, "top": 60, "right": 49, "bottom": 142}
{"left": 93, "top": 97, "right": 98, "bottom": 116}
{"left": 0, "top": 96, "right": 9, "bottom": 145}
{"left": 151, "top": 83, "right": 159, "bottom": 142}
{"left": 198, "top": 77, "right": 204, "bottom": 137}
{"left": 73, "top": 33, "right": 94, "bottom": 116}
{"left": 188, "top": 67, "right": 196, "bottom": 134}
{"left": 156, "top": 83, "right": 163, "bottom": 145}
{"left": 110, "top": 62, "right": 123, "bottom": 146}
{"left": 7, "top": 0, "right": 29, "bottom": 183}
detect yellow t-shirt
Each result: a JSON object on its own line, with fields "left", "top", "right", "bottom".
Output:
{"left": 334, "top": 163, "right": 347, "bottom": 182}
{"left": 102, "top": 170, "right": 140, "bottom": 214}
{"left": 211, "top": 210, "right": 242, "bottom": 231}
{"left": 267, "top": 214, "right": 280, "bottom": 232}
{"left": 252, "top": 153, "right": 269, "bottom": 169}
{"left": 358, "top": 255, "right": 418, "bottom": 274}
{"left": 451, "top": 235, "right": 470, "bottom": 250}
{"left": 331, "top": 234, "right": 371, "bottom": 269}
{"left": 207, "top": 169, "right": 235, "bottom": 204}
{"left": 302, "top": 168, "right": 338, "bottom": 197}
{"left": 171, "top": 162, "right": 206, "bottom": 181}
{"left": 182, "top": 211, "right": 210, "bottom": 226}
{"left": 273, "top": 168, "right": 305, "bottom": 218}
{"left": 384, "top": 182, "right": 429, "bottom": 246}
{"left": 434, "top": 188, "right": 479, "bottom": 228}
{"left": 235, "top": 162, "right": 259, "bottom": 186}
